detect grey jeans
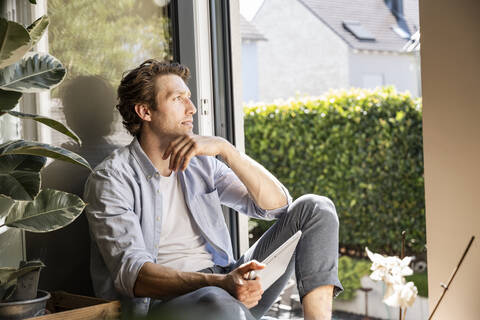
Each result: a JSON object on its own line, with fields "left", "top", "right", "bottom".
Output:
{"left": 148, "top": 194, "right": 343, "bottom": 320}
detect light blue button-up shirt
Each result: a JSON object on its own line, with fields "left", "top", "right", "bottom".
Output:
{"left": 83, "top": 138, "right": 292, "bottom": 314}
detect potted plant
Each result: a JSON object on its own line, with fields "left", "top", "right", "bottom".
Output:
{"left": 0, "top": 11, "right": 92, "bottom": 319}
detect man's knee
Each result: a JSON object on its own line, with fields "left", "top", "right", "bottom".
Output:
{"left": 195, "top": 286, "right": 232, "bottom": 303}
{"left": 291, "top": 194, "right": 339, "bottom": 228}
{"left": 197, "top": 286, "right": 245, "bottom": 319}
{"left": 156, "top": 286, "right": 249, "bottom": 319}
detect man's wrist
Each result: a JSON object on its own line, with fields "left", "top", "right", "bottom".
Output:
{"left": 205, "top": 273, "right": 227, "bottom": 289}
{"left": 218, "top": 138, "right": 237, "bottom": 163}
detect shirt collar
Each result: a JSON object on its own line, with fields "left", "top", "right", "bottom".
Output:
{"left": 129, "top": 137, "right": 158, "bottom": 179}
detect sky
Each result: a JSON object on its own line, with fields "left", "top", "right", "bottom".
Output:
{"left": 239, "top": 0, "right": 265, "bottom": 20}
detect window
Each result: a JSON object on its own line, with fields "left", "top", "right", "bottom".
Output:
{"left": 23, "top": 0, "right": 176, "bottom": 295}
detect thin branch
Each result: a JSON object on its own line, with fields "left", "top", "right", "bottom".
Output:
{"left": 400, "top": 231, "right": 406, "bottom": 320}
{"left": 428, "top": 236, "right": 475, "bottom": 320}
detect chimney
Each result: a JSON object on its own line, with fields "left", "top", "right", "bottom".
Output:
{"left": 385, "top": 0, "right": 411, "bottom": 37}
{"left": 391, "top": 0, "right": 404, "bottom": 18}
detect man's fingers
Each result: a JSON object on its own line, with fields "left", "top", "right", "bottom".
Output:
{"left": 240, "top": 293, "right": 262, "bottom": 303}
{"left": 168, "top": 137, "right": 191, "bottom": 169}
{"left": 240, "top": 293, "right": 262, "bottom": 309}
{"left": 169, "top": 137, "right": 190, "bottom": 170}
{"left": 163, "top": 135, "right": 188, "bottom": 160}
{"left": 165, "top": 135, "right": 187, "bottom": 159}
{"left": 180, "top": 143, "right": 197, "bottom": 171}
{"left": 172, "top": 140, "right": 193, "bottom": 171}
{"left": 247, "top": 279, "right": 263, "bottom": 294}
{"left": 236, "top": 260, "right": 266, "bottom": 274}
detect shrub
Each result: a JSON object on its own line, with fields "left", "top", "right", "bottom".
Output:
{"left": 244, "top": 87, "right": 425, "bottom": 256}
{"left": 337, "top": 256, "right": 371, "bottom": 300}
{"left": 406, "top": 272, "right": 428, "bottom": 297}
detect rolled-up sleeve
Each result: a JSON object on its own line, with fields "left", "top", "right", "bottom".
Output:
{"left": 213, "top": 158, "right": 292, "bottom": 220}
{"left": 84, "top": 169, "right": 154, "bottom": 298}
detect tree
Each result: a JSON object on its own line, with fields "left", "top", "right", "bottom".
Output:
{"left": 48, "top": 0, "right": 173, "bottom": 90}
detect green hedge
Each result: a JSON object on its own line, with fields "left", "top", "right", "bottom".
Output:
{"left": 244, "top": 87, "right": 425, "bottom": 256}
{"left": 337, "top": 256, "right": 371, "bottom": 300}
{"left": 406, "top": 272, "right": 428, "bottom": 297}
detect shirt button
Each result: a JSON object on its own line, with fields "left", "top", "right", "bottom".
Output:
{"left": 157, "top": 217, "right": 161, "bottom": 222}
{"left": 158, "top": 189, "right": 161, "bottom": 193}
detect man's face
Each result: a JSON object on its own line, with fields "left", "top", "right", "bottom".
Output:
{"left": 148, "top": 74, "right": 196, "bottom": 138}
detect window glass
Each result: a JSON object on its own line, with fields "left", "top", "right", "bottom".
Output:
{"left": 0, "top": 0, "right": 21, "bottom": 144}
{"left": 23, "top": 0, "right": 174, "bottom": 294}
{"left": 42, "top": 0, "right": 174, "bottom": 191}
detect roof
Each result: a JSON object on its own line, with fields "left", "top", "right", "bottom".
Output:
{"left": 240, "top": 15, "right": 267, "bottom": 41}
{"left": 298, "top": 0, "right": 419, "bottom": 52}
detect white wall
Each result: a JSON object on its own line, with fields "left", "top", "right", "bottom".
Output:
{"left": 349, "top": 51, "right": 421, "bottom": 97}
{"left": 241, "top": 40, "right": 260, "bottom": 103}
{"left": 420, "top": 0, "right": 480, "bottom": 318}
{"left": 253, "top": 0, "right": 349, "bottom": 102}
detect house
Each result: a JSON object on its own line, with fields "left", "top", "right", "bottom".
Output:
{"left": 240, "top": 15, "right": 266, "bottom": 103}
{"left": 249, "top": 0, "right": 421, "bottom": 102}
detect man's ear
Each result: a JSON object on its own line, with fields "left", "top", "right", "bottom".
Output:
{"left": 134, "top": 104, "right": 152, "bottom": 122}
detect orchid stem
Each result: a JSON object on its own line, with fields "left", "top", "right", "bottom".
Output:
{"left": 403, "top": 307, "right": 407, "bottom": 320}
{"left": 428, "top": 236, "right": 475, "bottom": 320}
{"left": 399, "top": 231, "right": 406, "bottom": 320}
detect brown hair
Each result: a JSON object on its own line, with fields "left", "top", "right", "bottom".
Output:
{"left": 116, "top": 59, "right": 190, "bottom": 136}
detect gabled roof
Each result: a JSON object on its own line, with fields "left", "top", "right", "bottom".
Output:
{"left": 298, "top": 0, "right": 419, "bottom": 52}
{"left": 240, "top": 15, "right": 267, "bottom": 41}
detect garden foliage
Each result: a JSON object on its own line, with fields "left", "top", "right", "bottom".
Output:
{"left": 337, "top": 256, "right": 371, "bottom": 300}
{"left": 244, "top": 87, "right": 425, "bottom": 256}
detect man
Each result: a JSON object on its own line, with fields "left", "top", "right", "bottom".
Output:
{"left": 84, "top": 59, "right": 343, "bottom": 320}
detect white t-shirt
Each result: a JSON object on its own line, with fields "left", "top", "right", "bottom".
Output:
{"left": 156, "top": 171, "right": 215, "bottom": 272}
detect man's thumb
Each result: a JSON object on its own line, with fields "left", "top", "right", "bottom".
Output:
{"left": 238, "top": 260, "right": 266, "bottom": 273}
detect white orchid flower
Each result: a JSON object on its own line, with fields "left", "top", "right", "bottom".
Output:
{"left": 365, "top": 247, "right": 414, "bottom": 285}
{"left": 383, "top": 281, "right": 418, "bottom": 308}
{"left": 365, "top": 247, "right": 418, "bottom": 316}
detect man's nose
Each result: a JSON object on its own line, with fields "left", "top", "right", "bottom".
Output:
{"left": 186, "top": 98, "right": 197, "bottom": 115}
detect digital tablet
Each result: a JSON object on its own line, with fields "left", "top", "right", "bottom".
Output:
{"left": 245, "top": 230, "right": 302, "bottom": 290}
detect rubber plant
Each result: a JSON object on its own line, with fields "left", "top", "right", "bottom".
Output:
{"left": 0, "top": 13, "right": 92, "bottom": 302}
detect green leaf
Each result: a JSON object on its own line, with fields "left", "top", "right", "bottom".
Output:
{"left": 0, "top": 52, "right": 66, "bottom": 93}
{"left": 1, "top": 279, "right": 17, "bottom": 301}
{"left": 0, "top": 262, "right": 45, "bottom": 300}
{"left": 13, "top": 261, "right": 45, "bottom": 280}
{"left": 0, "top": 154, "right": 46, "bottom": 200}
{"left": 29, "top": 0, "right": 37, "bottom": 4}
{"left": 0, "top": 89, "right": 22, "bottom": 112}
{"left": 0, "top": 262, "right": 45, "bottom": 284}
{"left": 3, "top": 189, "right": 85, "bottom": 232}
{"left": 0, "top": 267, "right": 17, "bottom": 286}
{"left": 0, "top": 267, "right": 16, "bottom": 300}
{"left": 0, "top": 18, "right": 31, "bottom": 68}
{"left": 26, "top": 15, "right": 49, "bottom": 47}
{"left": 0, "top": 140, "right": 91, "bottom": 171}
{"left": 0, "top": 262, "right": 44, "bottom": 284}
{"left": 5, "top": 110, "right": 81, "bottom": 144}
{"left": 0, "top": 195, "right": 15, "bottom": 219}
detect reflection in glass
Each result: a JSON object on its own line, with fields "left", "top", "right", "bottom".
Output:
{"left": 26, "top": 0, "right": 173, "bottom": 295}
